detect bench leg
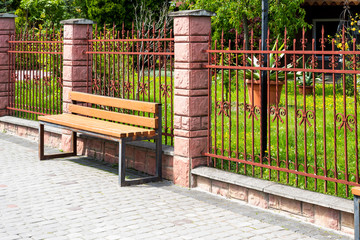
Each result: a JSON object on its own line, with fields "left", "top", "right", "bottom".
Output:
{"left": 72, "top": 130, "right": 77, "bottom": 156}
{"left": 355, "top": 195, "right": 360, "bottom": 240}
{"left": 118, "top": 137, "right": 163, "bottom": 187}
{"left": 39, "top": 123, "right": 77, "bottom": 160}
{"left": 155, "top": 131, "right": 162, "bottom": 179}
{"left": 118, "top": 139, "right": 126, "bottom": 186}
{"left": 155, "top": 104, "right": 162, "bottom": 179}
{"left": 39, "top": 123, "right": 45, "bottom": 160}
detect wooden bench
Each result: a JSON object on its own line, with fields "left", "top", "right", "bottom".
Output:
{"left": 38, "top": 91, "right": 162, "bottom": 186}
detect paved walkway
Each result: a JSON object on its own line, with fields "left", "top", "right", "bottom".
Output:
{"left": 0, "top": 133, "right": 353, "bottom": 240}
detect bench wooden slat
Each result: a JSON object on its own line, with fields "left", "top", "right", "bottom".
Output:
{"left": 38, "top": 114, "right": 156, "bottom": 138}
{"left": 70, "top": 92, "right": 159, "bottom": 114}
{"left": 69, "top": 104, "right": 158, "bottom": 129}
{"left": 352, "top": 187, "right": 360, "bottom": 196}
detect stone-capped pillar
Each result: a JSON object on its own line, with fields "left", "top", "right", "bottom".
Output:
{"left": 61, "top": 18, "right": 94, "bottom": 112}
{"left": 169, "top": 10, "right": 215, "bottom": 187}
{"left": 0, "top": 13, "right": 16, "bottom": 117}
{"left": 60, "top": 19, "right": 94, "bottom": 151}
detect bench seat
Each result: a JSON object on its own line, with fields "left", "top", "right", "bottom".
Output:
{"left": 39, "top": 114, "right": 156, "bottom": 139}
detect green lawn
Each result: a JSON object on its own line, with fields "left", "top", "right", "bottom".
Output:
{"left": 11, "top": 78, "right": 63, "bottom": 119}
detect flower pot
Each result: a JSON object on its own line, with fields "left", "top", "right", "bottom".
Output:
{"left": 246, "top": 80, "right": 284, "bottom": 107}
{"left": 297, "top": 85, "right": 313, "bottom": 95}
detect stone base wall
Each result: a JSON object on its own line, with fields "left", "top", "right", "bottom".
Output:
{"left": 0, "top": 118, "right": 174, "bottom": 181}
{"left": 192, "top": 167, "right": 354, "bottom": 236}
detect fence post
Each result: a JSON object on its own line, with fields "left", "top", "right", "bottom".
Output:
{"left": 0, "top": 13, "right": 16, "bottom": 117}
{"left": 60, "top": 19, "right": 94, "bottom": 151}
{"left": 169, "top": 10, "right": 215, "bottom": 187}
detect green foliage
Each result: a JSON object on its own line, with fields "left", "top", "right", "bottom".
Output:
{"left": 344, "top": 75, "right": 355, "bottom": 96}
{"left": 334, "top": 74, "right": 360, "bottom": 97}
{"left": 13, "top": 78, "right": 63, "bottom": 120}
{"left": 14, "top": 0, "right": 168, "bottom": 31}
{"left": 176, "top": 0, "right": 310, "bottom": 46}
{"left": 86, "top": 0, "right": 169, "bottom": 30}
{"left": 296, "top": 61, "right": 321, "bottom": 86}
{"left": 245, "top": 40, "right": 299, "bottom": 81}
{"left": 328, "top": 13, "right": 360, "bottom": 97}
{"left": 0, "top": 0, "right": 20, "bottom": 13}
{"left": 15, "top": 0, "right": 85, "bottom": 29}
{"left": 87, "top": 0, "right": 127, "bottom": 28}
{"left": 296, "top": 71, "right": 320, "bottom": 86}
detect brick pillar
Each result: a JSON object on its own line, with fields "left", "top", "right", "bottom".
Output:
{"left": 169, "top": 10, "right": 215, "bottom": 187}
{"left": 60, "top": 19, "right": 94, "bottom": 151}
{"left": 0, "top": 13, "right": 16, "bottom": 117}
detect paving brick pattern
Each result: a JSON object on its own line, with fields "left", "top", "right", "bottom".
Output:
{"left": 0, "top": 133, "right": 352, "bottom": 240}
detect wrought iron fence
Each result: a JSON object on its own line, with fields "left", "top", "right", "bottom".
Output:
{"left": 86, "top": 24, "right": 174, "bottom": 145}
{"left": 8, "top": 27, "right": 63, "bottom": 120}
{"left": 205, "top": 28, "right": 360, "bottom": 198}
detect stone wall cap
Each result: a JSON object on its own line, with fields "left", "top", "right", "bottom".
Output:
{"left": 0, "top": 13, "right": 17, "bottom": 18}
{"left": 60, "top": 18, "right": 95, "bottom": 25}
{"left": 168, "top": 10, "right": 216, "bottom": 17}
{"left": 192, "top": 166, "right": 354, "bottom": 213}
{"left": 0, "top": 116, "right": 62, "bottom": 135}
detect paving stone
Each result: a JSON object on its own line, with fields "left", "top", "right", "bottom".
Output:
{"left": 0, "top": 133, "right": 353, "bottom": 240}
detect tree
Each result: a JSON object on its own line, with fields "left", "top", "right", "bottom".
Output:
{"left": 177, "top": 0, "right": 310, "bottom": 49}
{"left": 14, "top": 0, "right": 169, "bottom": 31}
{"left": 15, "top": 0, "right": 86, "bottom": 29}
{"left": 0, "top": 0, "right": 20, "bottom": 13}
{"left": 86, "top": 0, "right": 169, "bottom": 30}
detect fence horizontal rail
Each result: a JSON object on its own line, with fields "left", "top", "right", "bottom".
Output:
{"left": 205, "top": 64, "right": 360, "bottom": 75}
{"left": 88, "top": 38, "right": 174, "bottom": 42}
{"left": 85, "top": 51, "right": 174, "bottom": 56}
{"left": 8, "top": 50, "right": 63, "bottom": 55}
{"left": 205, "top": 49, "right": 360, "bottom": 55}
{"left": 8, "top": 40, "right": 63, "bottom": 44}
{"left": 204, "top": 152, "right": 359, "bottom": 187}
{"left": 6, "top": 107, "right": 49, "bottom": 116}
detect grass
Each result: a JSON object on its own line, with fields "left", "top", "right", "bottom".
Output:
{"left": 210, "top": 74, "right": 360, "bottom": 199}
{"left": 11, "top": 78, "right": 63, "bottom": 120}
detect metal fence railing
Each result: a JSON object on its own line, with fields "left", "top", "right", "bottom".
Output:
{"left": 205, "top": 27, "right": 360, "bottom": 198}
{"left": 8, "top": 27, "right": 63, "bottom": 120}
{"left": 85, "top": 24, "right": 174, "bottom": 145}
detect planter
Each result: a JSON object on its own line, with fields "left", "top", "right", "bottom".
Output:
{"left": 297, "top": 85, "right": 313, "bottom": 95}
{"left": 246, "top": 80, "right": 284, "bottom": 107}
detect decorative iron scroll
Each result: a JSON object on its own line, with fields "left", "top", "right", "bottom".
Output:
{"left": 336, "top": 113, "right": 356, "bottom": 132}
{"left": 297, "top": 109, "right": 315, "bottom": 127}
{"left": 270, "top": 106, "right": 286, "bottom": 124}
{"left": 216, "top": 101, "right": 230, "bottom": 117}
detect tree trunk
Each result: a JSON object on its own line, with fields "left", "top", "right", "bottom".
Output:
{"left": 242, "top": 14, "right": 249, "bottom": 50}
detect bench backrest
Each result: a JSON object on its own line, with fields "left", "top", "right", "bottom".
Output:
{"left": 68, "top": 92, "right": 160, "bottom": 129}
